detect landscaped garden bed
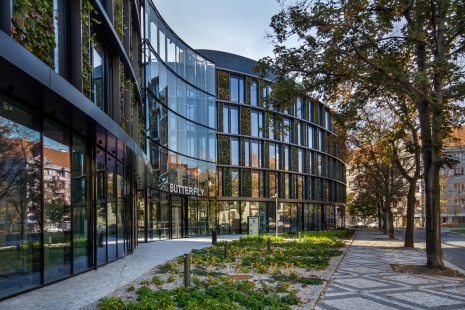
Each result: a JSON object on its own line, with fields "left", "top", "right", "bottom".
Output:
{"left": 96, "top": 229, "right": 354, "bottom": 310}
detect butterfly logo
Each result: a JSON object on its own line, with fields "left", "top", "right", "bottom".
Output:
{"left": 157, "top": 176, "right": 168, "bottom": 191}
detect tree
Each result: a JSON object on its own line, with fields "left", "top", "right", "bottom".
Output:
{"left": 347, "top": 193, "right": 378, "bottom": 224}
{"left": 256, "top": 0, "right": 465, "bottom": 269}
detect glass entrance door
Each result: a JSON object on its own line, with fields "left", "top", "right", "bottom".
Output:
{"left": 171, "top": 196, "right": 186, "bottom": 239}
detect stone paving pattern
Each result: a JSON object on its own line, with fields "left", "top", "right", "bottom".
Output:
{"left": 0, "top": 235, "right": 238, "bottom": 310}
{"left": 315, "top": 230, "right": 465, "bottom": 310}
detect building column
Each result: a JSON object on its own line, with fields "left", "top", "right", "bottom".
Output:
{"left": 0, "top": 0, "right": 13, "bottom": 36}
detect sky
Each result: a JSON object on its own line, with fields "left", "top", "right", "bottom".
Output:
{"left": 153, "top": 0, "right": 286, "bottom": 61}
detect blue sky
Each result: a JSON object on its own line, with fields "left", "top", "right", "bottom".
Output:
{"left": 153, "top": 0, "right": 286, "bottom": 61}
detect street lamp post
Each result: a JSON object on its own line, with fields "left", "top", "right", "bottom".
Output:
{"left": 272, "top": 194, "right": 278, "bottom": 237}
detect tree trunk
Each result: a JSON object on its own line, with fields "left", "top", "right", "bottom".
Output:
{"left": 382, "top": 205, "right": 388, "bottom": 234}
{"left": 378, "top": 202, "right": 382, "bottom": 231}
{"left": 387, "top": 204, "right": 394, "bottom": 239}
{"left": 404, "top": 180, "right": 417, "bottom": 247}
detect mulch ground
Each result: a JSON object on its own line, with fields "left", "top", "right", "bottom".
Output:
{"left": 390, "top": 264, "right": 465, "bottom": 278}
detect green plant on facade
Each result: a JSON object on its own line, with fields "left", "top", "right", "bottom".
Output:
{"left": 240, "top": 106, "right": 251, "bottom": 135}
{"left": 218, "top": 102, "right": 224, "bottom": 132}
{"left": 218, "top": 70, "right": 229, "bottom": 101}
{"left": 119, "top": 62, "right": 127, "bottom": 131}
{"left": 223, "top": 167, "right": 231, "bottom": 196}
{"left": 218, "top": 135, "right": 230, "bottom": 165}
{"left": 281, "top": 173, "right": 286, "bottom": 198}
{"left": 293, "top": 121, "right": 298, "bottom": 145}
{"left": 240, "top": 137, "right": 245, "bottom": 166}
{"left": 264, "top": 140, "right": 269, "bottom": 168}
{"left": 315, "top": 178, "right": 321, "bottom": 200}
{"left": 259, "top": 83, "right": 265, "bottom": 107}
{"left": 291, "top": 146, "right": 298, "bottom": 172}
{"left": 11, "top": 0, "right": 55, "bottom": 68}
{"left": 81, "top": 0, "right": 95, "bottom": 98}
{"left": 113, "top": 0, "right": 124, "bottom": 40}
{"left": 241, "top": 169, "right": 252, "bottom": 197}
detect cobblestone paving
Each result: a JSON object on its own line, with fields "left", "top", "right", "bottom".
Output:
{"left": 315, "top": 230, "right": 465, "bottom": 310}
{"left": 0, "top": 235, "right": 238, "bottom": 310}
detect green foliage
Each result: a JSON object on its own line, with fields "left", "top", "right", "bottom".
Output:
{"left": 264, "top": 140, "right": 270, "bottom": 168}
{"left": 166, "top": 274, "right": 177, "bottom": 283}
{"left": 12, "top": 0, "right": 55, "bottom": 68}
{"left": 240, "top": 137, "right": 245, "bottom": 166}
{"left": 113, "top": 0, "right": 124, "bottom": 40}
{"left": 241, "top": 169, "right": 252, "bottom": 197}
{"left": 240, "top": 106, "right": 251, "bottom": 135}
{"left": 98, "top": 296, "right": 124, "bottom": 310}
{"left": 223, "top": 167, "right": 231, "bottom": 196}
{"left": 127, "top": 285, "right": 135, "bottom": 292}
{"left": 218, "top": 135, "right": 231, "bottom": 165}
{"left": 81, "top": 0, "right": 94, "bottom": 98}
{"left": 291, "top": 146, "right": 298, "bottom": 172}
{"left": 271, "top": 274, "right": 324, "bottom": 286}
{"left": 218, "top": 102, "right": 224, "bottom": 132}
{"left": 120, "top": 62, "right": 127, "bottom": 131}
{"left": 139, "top": 280, "right": 149, "bottom": 286}
{"left": 218, "top": 71, "right": 230, "bottom": 101}
{"left": 152, "top": 275, "right": 164, "bottom": 287}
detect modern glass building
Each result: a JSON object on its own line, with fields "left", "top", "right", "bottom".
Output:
{"left": 0, "top": 0, "right": 345, "bottom": 300}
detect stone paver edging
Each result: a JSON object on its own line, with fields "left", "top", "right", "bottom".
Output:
{"left": 305, "top": 231, "right": 357, "bottom": 310}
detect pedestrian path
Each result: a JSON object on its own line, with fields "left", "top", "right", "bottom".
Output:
{"left": 315, "top": 229, "right": 465, "bottom": 310}
{"left": 0, "top": 235, "right": 239, "bottom": 310}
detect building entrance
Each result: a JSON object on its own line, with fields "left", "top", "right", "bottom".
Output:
{"left": 170, "top": 196, "right": 187, "bottom": 239}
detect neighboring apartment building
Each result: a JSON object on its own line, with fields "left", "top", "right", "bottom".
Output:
{"left": 0, "top": 0, "right": 346, "bottom": 300}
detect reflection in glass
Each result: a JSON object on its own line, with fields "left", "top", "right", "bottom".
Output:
{"left": 72, "top": 136, "right": 88, "bottom": 274}
{"left": 240, "top": 202, "right": 250, "bottom": 233}
{"left": 231, "top": 169, "right": 239, "bottom": 197}
{"left": 43, "top": 121, "right": 71, "bottom": 283}
{"left": 92, "top": 44, "right": 104, "bottom": 109}
{"left": 116, "top": 165, "right": 124, "bottom": 258}
{"left": 251, "top": 80, "right": 258, "bottom": 106}
{"left": 231, "top": 138, "right": 239, "bottom": 166}
{"left": 230, "top": 106, "right": 239, "bottom": 134}
{"left": 230, "top": 201, "right": 240, "bottom": 233}
{"left": 96, "top": 203, "right": 107, "bottom": 266}
{"left": 188, "top": 199, "right": 197, "bottom": 236}
{"left": 0, "top": 101, "right": 41, "bottom": 297}
{"left": 198, "top": 200, "right": 208, "bottom": 235}
{"left": 218, "top": 202, "right": 229, "bottom": 234}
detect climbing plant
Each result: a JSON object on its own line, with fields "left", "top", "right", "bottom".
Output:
{"left": 315, "top": 178, "right": 321, "bottom": 200}
{"left": 294, "top": 121, "right": 298, "bottom": 145}
{"left": 218, "top": 135, "right": 230, "bottom": 165}
{"left": 308, "top": 177, "right": 313, "bottom": 200}
{"left": 120, "top": 61, "right": 127, "bottom": 131}
{"left": 240, "top": 137, "right": 245, "bottom": 166}
{"left": 218, "top": 102, "right": 224, "bottom": 132}
{"left": 292, "top": 146, "right": 298, "bottom": 172}
{"left": 245, "top": 77, "right": 251, "bottom": 104}
{"left": 241, "top": 169, "right": 252, "bottom": 197}
{"left": 218, "top": 71, "right": 229, "bottom": 101}
{"left": 81, "top": 0, "right": 95, "bottom": 98}
{"left": 113, "top": 0, "right": 124, "bottom": 40}
{"left": 223, "top": 167, "right": 231, "bottom": 196}
{"left": 264, "top": 140, "right": 269, "bottom": 168}
{"left": 240, "top": 106, "right": 250, "bottom": 135}
{"left": 11, "top": 0, "right": 55, "bottom": 68}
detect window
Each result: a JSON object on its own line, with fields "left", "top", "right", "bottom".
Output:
{"left": 308, "top": 126, "right": 314, "bottom": 149}
{"left": 231, "top": 138, "right": 239, "bottom": 166}
{"left": 297, "top": 122, "right": 302, "bottom": 145}
{"left": 454, "top": 183, "right": 465, "bottom": 191}
{"left": 230, "top": 75, "right": 245, "bottom": 103}
{"left": 223, "top": 105, "right": 239, "bottom": 134}
{"left": 251, "top": 110, "right": 263, "bottom": 137}
{"left": 251, "top": 80, "right": 259, "bottom": 106}
{"left": 269, "top": 143, "right": 276, "bottom": 169}
{"left": 282, "top": 118, "right": 290, "bottom": 143}
{"left": 298, "top": 149, "right": 304, "bottom": 173}
{"left": 92, "top": 43, "right": 104, "bottom": 110}
{"left": 296, "top": 99, "right": 302, "bottom": 118}
{"left": 454, "top": 168, "right": 464, "bottom": 175}
{"left": 244, "top": 139, "right": 250, "bottom": 166}
{"left": 251, "top": 140, "right": 262, "bottom": 168}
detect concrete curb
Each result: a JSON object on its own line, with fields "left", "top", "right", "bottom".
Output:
{"left": 447, "top": 231, "right": 465, "bottom": 236}
{"left": 305, "top": 231, "right": 357, "bottom": 310}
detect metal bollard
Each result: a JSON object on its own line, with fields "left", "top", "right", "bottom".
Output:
{"left": 184, "top": 254, "right": 191, "bottom": 287}
{"left": 267, "top": 237, "right": 271, "bottom": 251}
{"left": 224, "top": 241, "right": 228, "bottom": 259}
{"left": 212, "top": 230, "right": 217, "bottom": 245}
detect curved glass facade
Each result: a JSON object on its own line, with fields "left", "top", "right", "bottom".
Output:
{"left": 199, "top": 50, "right": 346, "bottom": 234}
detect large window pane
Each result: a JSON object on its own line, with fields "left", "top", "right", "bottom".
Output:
{"left": 43, "top": 121, "right": 71, "bottom": 283}
{"left": 230, "top": 106, "right": 239, "bottom": 134}
{"left": 231, "top": 138, "right": 239, "bottom": 166}
{"left": 72, "top": 136, "right": 88, "bottom": 274}
{"left": 0, "top": 100, "right": 41, "bottom": 298}
{"left": 251, "top": 80, "right": 258, "bottom": 106}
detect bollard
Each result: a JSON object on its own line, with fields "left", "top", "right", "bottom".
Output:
{"left": 212, "top": 230, "right": 217, "bottom": 245}
{"left": 224, "top": 241, "right": 228, "bottom": 259}
{"left": 49, "top": 235, "right": 52, "bottom": 246}
{"left": 184, "top": 254, "right": 191, "bottom": 287}
{"left": 267, "top": 237, "right": 271, "bottom": 251}
{"left": 299, "top": 232, "right": 301, "bottom": 241}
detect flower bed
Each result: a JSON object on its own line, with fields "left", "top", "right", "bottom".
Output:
{"left": 97, "top": 230, "right": 354, "bottom": 310}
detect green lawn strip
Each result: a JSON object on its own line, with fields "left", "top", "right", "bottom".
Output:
{"left": 98, "top": 229, "right": 353, "bottom": 309}
{"left": 449, "top": 229, "right": 465, "bottom": 234}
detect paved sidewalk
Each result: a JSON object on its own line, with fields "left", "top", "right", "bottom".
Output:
{"left": 0, "top": 235, "right": 239, "bottom": 310}
{"left": 315, "top": 229, "right": 465, "bottom": 310}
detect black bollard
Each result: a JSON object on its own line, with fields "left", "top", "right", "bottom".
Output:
{"left": 267, "top": 237, "right": 271, "bottom": 251}
{"left": 212, "top": 230, "right": 217, "bottom": 245}
{"left": 224, "top": 241, "right": 228, "bottom": 259}
{"left": 184, "top": 254, "right": 191, "bottom": 287}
